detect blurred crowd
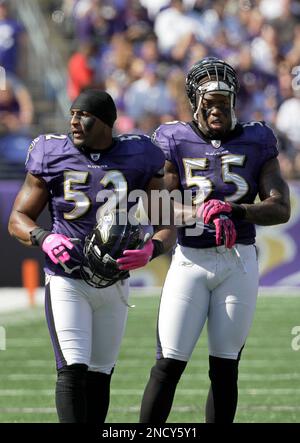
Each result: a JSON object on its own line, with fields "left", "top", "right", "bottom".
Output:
{"left": 61, "top": 0, "right": 300, "bottom": 180}
{"left": 1, "top": 0, "right": 300, "bottom": 179}
{"left": 0, "top": 0, "right": 33, "bottom": 173}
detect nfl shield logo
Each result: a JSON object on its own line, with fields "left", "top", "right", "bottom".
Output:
{"left": 211, "top": 140, "right": 221, "bottom": 149}
{"left": 91, "top": 153, "right": 100, "bottom": 161}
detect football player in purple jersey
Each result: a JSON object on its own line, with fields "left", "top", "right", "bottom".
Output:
{"left": 138, "top": 57, "right": 291, "bottom": 423}
{"left": 8, "top": 90, "right": 175, "bottom": 423}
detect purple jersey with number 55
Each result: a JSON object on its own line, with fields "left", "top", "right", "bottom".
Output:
{"left": 153, "top": 120, "right": 278, "bottom": 248}
{"left": 25, "top": 133, "right": 165, "bottom": 277}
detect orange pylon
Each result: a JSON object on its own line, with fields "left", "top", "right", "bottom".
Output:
{"left": 22, "top": 259, "right": 40, "bottom": 306}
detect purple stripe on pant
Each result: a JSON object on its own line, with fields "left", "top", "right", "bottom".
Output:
{"left": 45, "top": 282, "right": 67, "bottom": 370}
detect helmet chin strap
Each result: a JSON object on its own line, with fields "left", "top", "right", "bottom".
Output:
{"left": 228, "top": 92, "right": 237, "bottom": 130}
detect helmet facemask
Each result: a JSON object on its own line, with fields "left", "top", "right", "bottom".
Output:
{"left": 194, "top": 82, "right": 237, "bottom": 133}
{"left": 186, "top": 57, "right": 239, "bottom": 137}
{"left": 80, "top": 212, "right": 153, "bottom": 288}
{"left": 81, "top": 230, "right": 130, "bottom": 288}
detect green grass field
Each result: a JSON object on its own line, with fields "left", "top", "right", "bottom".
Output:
{"left": 0, "top": 292, "right": 300, "bottom": 423}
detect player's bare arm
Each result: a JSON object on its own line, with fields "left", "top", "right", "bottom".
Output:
{"left": 163, "top": 160, "right": 196, "bottom": 227}
{"left": 8, "top": 172, "right": 48, "bottom": 246}
{"left": 146, "top": 174, "right": 177, "bottom": 254}
{"left": 240, "top": 157, "right": 291, "bottom": 226}
{"left": 116, "top": 166, "right": 177, "bottom": 272}
{"left": 163, "top": 160, "right": 180, "bottom": 192}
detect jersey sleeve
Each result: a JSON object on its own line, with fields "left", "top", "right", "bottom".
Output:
{"left": 151, "top": 124, "right": 176, "bottom": 164}
{"left": 25, "top": 136, "right": 44, "bottom": 174}
{"left": 25, "top": 135, "right": 51, "bottom": 182}
{"left": 144, "top": 136, "right": 166, "bottom": 178}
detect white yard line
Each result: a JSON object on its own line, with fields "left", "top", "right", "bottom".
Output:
{"left": 1, "top": 388, "right": 300, "bottom": 396}
{"left": 6, "top": 374, "right": 56, "bottom": 380}
{"left": 0, "top": 288, "right": 44, "bottom": 313}
{"left": 5, "top": 338, "right": 49, "bottom": 347}
{"left": 1, "top": 405, "right": 300, "bottom": 415}
{"left": 1, "top": 287, "right": 300, "bottom": 315}
{"left": 1, "top": 359, "right": 296, "bottom": 368}
{"left": 5, "top": 373, "right": 300, "bottom": 381}
{"left": 3, "top": 360, "right": 54, "bottom": 367}
{"left": 0, "top": 389, "right": 53, "bottom": 396}
{"left": 0, "top": 407, "right": 56, "bottom": 413}
{"left": 116, "top": 360, "right": 300, "bottom": 368}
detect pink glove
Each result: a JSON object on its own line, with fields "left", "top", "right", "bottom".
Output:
{"left": 117, "top": 240, "right": 154, "bottom": 271}
{"left": 42, "top": 234, "right": 74, "bottom": 264}
{"left": 213, "top": 215, "right": 236, "bottom": 248}
{"left": 198, "top": 199, "right": 232, "bottom": 224}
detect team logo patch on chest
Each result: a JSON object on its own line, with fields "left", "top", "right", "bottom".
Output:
{"left": 99, "top": 212, "right": 115, "bottom": 244}
{"left": 90, "top": 153, "right": 101, "bottom": 161}
{"left": 211, "top": 140, "right": 221, "bottom": 149}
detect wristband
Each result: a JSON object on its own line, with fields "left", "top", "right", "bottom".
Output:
{"left": 150, "top": 239, "right": 165, "bottom": 261}
{"left": 230, "top": 203, "right": 247, "bottom": 220}
{"left": 30, "top": 227, "right": 52, "bottom": 247}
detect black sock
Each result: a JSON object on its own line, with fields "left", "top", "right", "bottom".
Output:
{"left": 55, "top": 363, "right": 88, "bottom": 423}
{"left": 205, "top": 384, "right": 215, "bottom": 423}
{"left": 86, "top": 370, "right": 113, "bottom": 423}
{"left": 139, "top": 358, "right": 187, "bottom": 423}
{"left": 205, "top": 355, "right": 239, "bottom": 423}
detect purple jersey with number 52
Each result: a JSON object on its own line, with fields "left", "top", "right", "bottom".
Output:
{"left": 25, "top": 133, "right": 165, "bottom": 277}
{"left": 153, "top": 120, "right": 278, "bottom": 248}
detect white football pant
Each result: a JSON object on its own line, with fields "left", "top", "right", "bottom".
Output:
{"left": 158, "top": 244, "right": 259, "bottom": 361}
{"left": 45, "top": 275, "right": 129, "bottom": 374}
